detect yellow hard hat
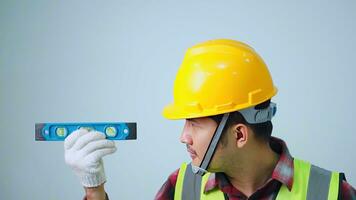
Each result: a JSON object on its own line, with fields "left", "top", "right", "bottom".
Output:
{"left": 162, "top": 39, "right": 278, "bottom": 120}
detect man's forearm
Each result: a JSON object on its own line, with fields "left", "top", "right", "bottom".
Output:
{"left": 84, "top": 183, "right": 107, "bottom": 200}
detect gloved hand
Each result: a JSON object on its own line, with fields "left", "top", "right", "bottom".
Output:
{"left": 64, "top": 128, "right": 117, "bottom": 187}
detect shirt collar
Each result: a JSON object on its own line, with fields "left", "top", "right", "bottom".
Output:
{"left": 204, "top": 136, "right": 294, "bottom": 193}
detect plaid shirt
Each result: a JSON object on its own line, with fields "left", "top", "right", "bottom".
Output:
{"left": 154, "top": 137, "right": 356, "bottom": 200}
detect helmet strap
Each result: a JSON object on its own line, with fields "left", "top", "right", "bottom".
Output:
{"left": 191, "top": 113, "right": 230, "bottom": 176}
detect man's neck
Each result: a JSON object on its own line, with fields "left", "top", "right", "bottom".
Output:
{"left": 224, "top": 142, "right": 279, "bottom": 197}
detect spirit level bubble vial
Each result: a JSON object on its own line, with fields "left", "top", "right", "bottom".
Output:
{"left": 35, "top": 122, "right": 137, "bottom": 141}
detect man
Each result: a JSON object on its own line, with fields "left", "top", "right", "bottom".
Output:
{"left": 64, "top": 39, "right": 356, "bottom": 199}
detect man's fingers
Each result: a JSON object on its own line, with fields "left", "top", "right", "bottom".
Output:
{"left": 85, "top": 147, "right": 117, "bottom": 163}
{"left": 64, "top": 129, "right": 88, "bottom": 150}
{"left": 73, "top": 131, "right": 106, "bottom": 151}
{"left": 81, "top": 139, "right": 116, "bottom": 156}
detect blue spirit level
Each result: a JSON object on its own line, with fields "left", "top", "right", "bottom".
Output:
{"left": 35, "top": 122, "right": 137, "bottom": 141}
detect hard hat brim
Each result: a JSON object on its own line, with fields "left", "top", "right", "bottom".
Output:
{"left": 162, "top": 86, "right": 277, "bottom": 120}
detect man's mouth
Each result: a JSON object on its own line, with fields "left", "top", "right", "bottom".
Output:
{"left": 186, "top": 145, "right": 197, "bottom": 159}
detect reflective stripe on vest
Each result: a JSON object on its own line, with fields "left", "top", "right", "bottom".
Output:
{"left": 174, "top": 159, "right": 340, "bottom": 200}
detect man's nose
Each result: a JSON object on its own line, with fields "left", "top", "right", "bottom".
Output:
{"left": 180, "top": 121, "right": 192, "bottom": 145}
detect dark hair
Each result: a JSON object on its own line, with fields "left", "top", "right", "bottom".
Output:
{"left": 210, "top": 100, "right": 273, "bottom": 143}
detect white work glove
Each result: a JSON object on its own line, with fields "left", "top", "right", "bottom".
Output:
{"left": 64, "top": 128, "right": 117, "bottom": 187}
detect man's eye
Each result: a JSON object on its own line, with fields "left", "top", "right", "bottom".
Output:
{"left": 191, "top": 122, "right": 199, "bottom": 127}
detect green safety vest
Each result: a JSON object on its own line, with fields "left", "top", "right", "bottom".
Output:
{"left": 174, "top": 158, "right": 342, "bottom": 200}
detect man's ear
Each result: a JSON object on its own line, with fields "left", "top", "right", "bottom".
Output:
{"left": 232, "top": 124, "right": 249, "bottom": 148}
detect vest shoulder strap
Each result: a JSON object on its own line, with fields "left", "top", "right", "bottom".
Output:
{"left": 276, "top": 158, "right": 340, "bottom": 200}
{"left": 174, "top": 163, "right": 225, "bottom": 200}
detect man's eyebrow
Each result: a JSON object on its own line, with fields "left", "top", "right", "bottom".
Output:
{"left": 188, "top": 118, "right": 200, "bottom": 123}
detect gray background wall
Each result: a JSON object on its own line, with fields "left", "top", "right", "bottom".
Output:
{"left": 1, "top": 0, "right": 355, "bottom": 199}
